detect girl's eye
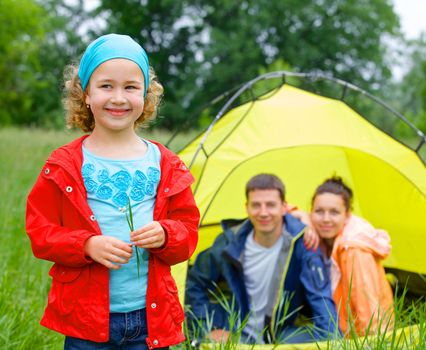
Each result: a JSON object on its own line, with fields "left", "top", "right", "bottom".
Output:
{"left": 126, "top": 85, "right": 139, "bottom": 90}
{"left": 100, "top": 84, "right": 112, "bottom": 89}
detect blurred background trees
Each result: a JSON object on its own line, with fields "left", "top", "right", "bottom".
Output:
{"left": 1, "top": 0, "right": 425, "bottom": 135}
{"left": 396, "top": 35, "right": 426, "bottom": 133}
{"left": 0, "top": 0, "right": 46, "bottom": 126}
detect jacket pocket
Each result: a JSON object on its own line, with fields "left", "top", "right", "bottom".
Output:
{"left": 48, "top": 265, "right": 82, "bottom": 315}
{"left": 306, "top": 255, "right": 329, "bottom": 290}
{"left": 163, "top": 275, "right": 184, "bottom": 324}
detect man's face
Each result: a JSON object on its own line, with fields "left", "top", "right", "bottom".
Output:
{"left": 246, "top": 189, "right": 287, "bottom": 238}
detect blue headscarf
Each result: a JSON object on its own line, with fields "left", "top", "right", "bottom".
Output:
{"left": 78, "top": 33, "right": 150, "bottom": 96}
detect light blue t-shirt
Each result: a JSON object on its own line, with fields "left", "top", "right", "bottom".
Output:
{"left": 82, "top": 139, "right": 161, "bottom": 313}
{"left": 242, "top": 231, "right": 284, "bottom": 343}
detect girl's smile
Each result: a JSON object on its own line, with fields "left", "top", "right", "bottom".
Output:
{"left": 105, "top": 107, "right": 132, "bottom": 117}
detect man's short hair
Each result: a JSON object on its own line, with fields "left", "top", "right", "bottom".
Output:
{"left": 245, "top": 174, "right": 286, "bottom": 201}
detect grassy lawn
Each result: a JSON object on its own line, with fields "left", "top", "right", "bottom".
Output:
{"left": 0, "top": 127, "right": 194, "bottom": 349}
{"left": 0, "top": 127, "right": 424, "bottom": 349}
{"left": 0, "top": 128, "right": 78, "bottom": 349}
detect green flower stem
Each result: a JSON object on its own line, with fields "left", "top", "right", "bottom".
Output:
{"left": 125, "top": 199, "right": 141, "bottom": 278}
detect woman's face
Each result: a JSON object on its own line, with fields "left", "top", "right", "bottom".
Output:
{"left": 310, "top": 193, "right": 349, "bottom": 243}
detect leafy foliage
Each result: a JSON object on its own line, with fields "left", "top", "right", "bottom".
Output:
{"left": 0, "top": 0, "right": 92, "bottom": 128}
{"left": 398, "top": 35, "right": 426, "bottom": 133}
{"left": 1, "top": 0, "right": 425, "bottom": 136}
{"left": 0, "top": 0, "right": 46, "bottom": 125}
{"left": 85, "top": 0, "right": 401, "bottom": 129}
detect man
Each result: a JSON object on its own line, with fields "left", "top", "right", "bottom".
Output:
{"left": 185, "top": 174, "right": 339, "bottom": 344}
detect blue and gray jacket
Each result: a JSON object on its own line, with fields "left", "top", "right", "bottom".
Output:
{"left": 185, "top": 214, "right": 339, "bottom": 342}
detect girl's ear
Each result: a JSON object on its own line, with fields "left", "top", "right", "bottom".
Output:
{"left": 85, "top": 93, "right": 90, "bottom": 105}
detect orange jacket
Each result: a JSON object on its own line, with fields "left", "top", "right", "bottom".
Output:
{"left": 329, "top": 215, "right": 394, "bottom": 336}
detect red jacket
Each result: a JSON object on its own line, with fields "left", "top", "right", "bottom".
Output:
{"left": 26, "top": 135, "right": 199, "bottom": 348}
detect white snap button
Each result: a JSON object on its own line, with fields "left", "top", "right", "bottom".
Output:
{"left": 90, "top": 215, "right": 96, "bottom": 221}
{"left": 66, "top": 186, "right": 73, "bottom": 193}
{"left": 164, "top": 188, "right": 169, "bottom": 193}
{"left": 153, "top": 340, "right": 158, "bottom": 345}
{"left": 151, "top": 303, "right": 156, "bottom": 309}
{"left": 44, "top": 168, "right": 50, "bottom": 175}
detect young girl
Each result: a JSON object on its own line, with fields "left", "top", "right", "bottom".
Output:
{"left": 26, "top": 33, "right": 199, "bottom": 349}
{"left": 310, "top": 176, "right": 394, "bottom": 336}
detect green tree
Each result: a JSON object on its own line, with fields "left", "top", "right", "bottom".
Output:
{"left": 188, "top": 0, "right": 400, "bottom": 108}
{"left": 29, "top": 0, "right": 91, "bottom": 128}
{"left": 0, "top": 0, "right": 46, "bottom": 125}
{"left": 0, "top": 0, "right": 402, "bottom": 131}
{"left": 0, "top": 0, "right": 91, "bottom": 128}
{"left": 95, "top": 0, "right": 400, "bottom": 130}
{"left": 397, "top": 36, "right": 426, "bottom": 133}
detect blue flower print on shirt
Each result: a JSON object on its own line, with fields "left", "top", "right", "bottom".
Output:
{"left": 130, "top": 170, "right": 148, "bottom": 201}
{"left": 97, "top": 169, "right": 110, "bottom": 183}
{"left": 113, "top": 191, "right": 129, "bottom": 207}
{"left": 82, "top": 163, "right": 95, "bottom": 178}
{"left": 147, "top": 167, "right": 160, "bottom": 183}
{"left": 130, "top": 186, "right": 145, "bottom": 201}
{"left": 84, "top": 159, "right": 160, "bottom": 209}
{"left": 96, "top": 185, "right": 113, "bottom": 200}
{"left": 111, "top": 170, "right": 132, "bottom": 191}
{"left": 145, "top": 182, "right": 155, "bottom": 196}
{"left": 84, "top": 178, "right": 98, "bottom": 193}
{"left": 133, "top": 170, "right": 147, "bottom": 188}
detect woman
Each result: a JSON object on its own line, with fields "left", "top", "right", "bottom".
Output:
{"left": 310, "top": 176, "right": 394, "bottom": 336}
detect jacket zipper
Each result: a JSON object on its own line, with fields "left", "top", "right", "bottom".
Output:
{"left": 269, "top": 228, "right": 305, "bottom": 341}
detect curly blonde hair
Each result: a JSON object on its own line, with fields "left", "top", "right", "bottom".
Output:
{"left": 63, "top": 64, "right": 164, "bottom": 132}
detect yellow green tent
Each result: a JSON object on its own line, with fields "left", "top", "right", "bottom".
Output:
{"left": 170, "top": 72, "right": 425, "bottom": 348}
{"left": 175, "top": 72, "right": 426, "bottom": 286}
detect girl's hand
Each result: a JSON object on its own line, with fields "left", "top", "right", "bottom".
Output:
{"left": 208, "top": 329, "right": 230, "bottom": 342}
{"left": 290, "top": 209, "right": 320, "bottom": 250}
{"left": 84, "top": 236, "right": 132, "bottom": 269}
{"left": 304, "top": 226, "right": 320, "bottom": 251}
{"left": 130, "top": 221, "right": 165, "bottom": 249}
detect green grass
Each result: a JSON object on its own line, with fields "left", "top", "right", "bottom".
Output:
{"left": 0, "top": 128, "right": 80, "bottom": 349}
{"left": 0, "top": 127, "right": 424, "bottom": 349}
{"left": 183, "top": 287, "right": 426, "bottom": 349}
{"left": 0, "top": 127, "right": 194, "bottom": 349}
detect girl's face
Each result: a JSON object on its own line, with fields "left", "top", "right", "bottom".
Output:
{"left": 310, "top": 193, "right": 349, "bottom": 244}
{"left": 85, "top": 59, "right": 145, "bottom": 134}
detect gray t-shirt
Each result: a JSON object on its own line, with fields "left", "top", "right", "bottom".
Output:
{"left": 242, "top": 231, "right": 284, "bottom": 342}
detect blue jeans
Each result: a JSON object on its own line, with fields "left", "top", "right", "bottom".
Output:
{"left": 64, "top": 308, "right": 169, "bottom": 350}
